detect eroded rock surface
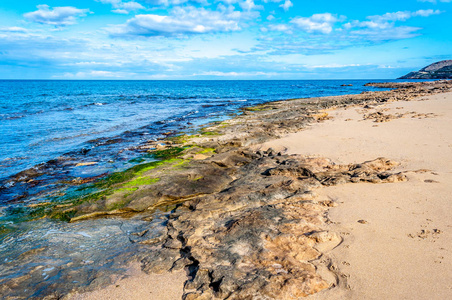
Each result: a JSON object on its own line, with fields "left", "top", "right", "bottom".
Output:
{"left": 60, "top": 80, "right": 452, "bottom": 222}
{"left": 137, "top": 154, "right": 406, "bottom": 299}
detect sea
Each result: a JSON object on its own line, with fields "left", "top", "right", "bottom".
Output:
{"left": 0, "top": 79, "right": 414, "bottom": 297}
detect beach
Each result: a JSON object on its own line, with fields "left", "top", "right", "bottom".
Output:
{"left": 66, "top": 81, "right": 452, "bottom": 299}
{"left": 1, "top": 80, "right": 451, "bottom": 299}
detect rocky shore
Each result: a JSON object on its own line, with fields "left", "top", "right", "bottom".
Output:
{"left": 2, "top": 80, "right": 452, "bottom": 299}
{"left": 58, "top": 80, "right": 452, "bottom": 221}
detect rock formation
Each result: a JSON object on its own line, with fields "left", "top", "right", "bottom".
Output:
{"left": 139, "top": 155, "right": 407, "bottom": 299}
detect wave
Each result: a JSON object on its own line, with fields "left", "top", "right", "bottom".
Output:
{"left": 83, "top": 102, "right": 107, "bottom": 107}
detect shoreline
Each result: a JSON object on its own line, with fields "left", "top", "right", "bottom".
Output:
{"left": 0, "top": 80, "right": 392, "bottom": 226}
{"left": 2, "top": 80, "right": 452, "bottom": 299}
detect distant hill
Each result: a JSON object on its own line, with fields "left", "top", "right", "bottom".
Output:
{"left": 399, "top": 60, "right": 452, "bottom": 79}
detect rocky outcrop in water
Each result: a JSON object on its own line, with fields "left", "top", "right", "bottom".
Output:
{"left": 399, "top": 60, "right": 452, "bottom": 79}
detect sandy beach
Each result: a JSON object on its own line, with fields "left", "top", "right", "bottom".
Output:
{"left": 261, "top": 91, "right": 452, "bottom": 299}
{"left": 71, "top": 264, "right": 186, "bottom": 300}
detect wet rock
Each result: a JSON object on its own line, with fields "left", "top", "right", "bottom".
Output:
{"left": 80, "top": 148, "right": 91, "bottom": 155}
{"left": 75, "top": 162, "right": 97, "bottom": 167}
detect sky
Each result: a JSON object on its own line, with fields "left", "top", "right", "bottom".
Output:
{"left": 0, "top": 0, "right": 451, "bottom": 79}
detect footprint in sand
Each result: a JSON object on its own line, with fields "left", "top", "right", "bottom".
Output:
{"left": 424, "top": 179, "right": 440, "bottom": 183}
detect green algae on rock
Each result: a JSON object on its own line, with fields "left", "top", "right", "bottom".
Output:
{"left": 50, "top": 145, "right": 224, "bottom": 222}
{"left": 0, "top": 147, "right": 197, "bottom": 225}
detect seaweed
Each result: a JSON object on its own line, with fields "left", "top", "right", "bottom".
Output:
{"left": 5, "top": 145, "right": 193, "bottom": 223}
{"left": 50, "top": 210, "right": 77, "bottom": 222}
{"left": 95, "top": 157, "right": 181, "bottom": 189}
{"left": 168, "top": 134, "right": 191, "bottom": 144}
{"left": 242, "top": 105, "right": 275, "bottom": 112}
{"left": 124, "top": 177, "right": 160, "bottom": 187}
{"left": 0, "top": 224, "right": 15, "bottom": 241}
{"left": 200, "top": 131, "right": 220, "bottom": 136}
{"left": 198, "top": 148, "right": 216, "bottom": 154}
{"left": 150, "top": 147, "right": 187, "bottom": 159}
{"left": 113, "top": 187, "right": 139, "bottom": 193}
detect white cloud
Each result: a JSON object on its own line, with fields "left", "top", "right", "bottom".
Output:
{"left": 343, "top": 9, "right": 443, "bottom": 39}
{"left": 240, "top": 0, "right": 264, "bottom": 11}
{"left": 350, "top": 26, "right": 422, "bottom": 41}
{"left": 366, "top": 9, "right": 442, "bottom": 23}
{"left": 0, "top": 27, "right": 42, "bottom": 39}
{"left": 412, "top": 9, "right": 443, "bottom": 17}
{"left": 0, "top": 27, "right": 29, "bottom": 33}
{"left": 307, "top": 63, "right": 365, "bottom": 68}
{"left": 192, "top": 70, "right": 278, "bottom": 76}
{"left": 291, "top": 13, "right": 343, "bottom": 34}
{"left": 279, "top": 0, "right": 293, "bottom": 12}
{"left": 97, "top": 0, "right": 145, "bottom": 14}
{"left": 261, "top": 0, "right": 284, "bottom": 3}
{"left": 108, "top": 6, "right": 242, "bottom": 37}
{"left": 378, "top": 65, "right": 397, "bottom": 69}
{"left": 62, "top": 70, "right": 137, "bottom": 78}
{"left": 24, "top": 5, "right": 90, "bottom": 26}
{"left": 69, "top": 61, "right": 123, "bottom": 66}
{"left": 268, "top": 24, "right": 290, "bottom": 32}
{"left": 253, "top": 7, "right": 444, "bottom": 56}
{"left": 144, "top": 0, "right": 209, "bottom": 6}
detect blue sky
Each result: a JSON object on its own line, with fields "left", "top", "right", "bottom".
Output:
{"left": 0, "top": 0, "right": 451, "bottom": 79}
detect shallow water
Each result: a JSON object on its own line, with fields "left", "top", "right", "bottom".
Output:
{"left": 0, "top": 212, "right": 168, "bottom": 298}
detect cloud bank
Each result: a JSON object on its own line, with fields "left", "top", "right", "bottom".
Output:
{"left": 108, "top": 6, "right": 242, "bottom": 37}
{"left": 24, "top": 5, "right": 90, "bottom": 26}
